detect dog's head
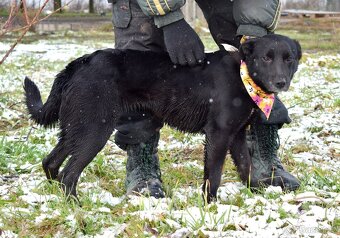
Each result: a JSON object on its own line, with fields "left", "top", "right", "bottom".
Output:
{"left": 239, "top": 34, "right": 302, "bottom": 93}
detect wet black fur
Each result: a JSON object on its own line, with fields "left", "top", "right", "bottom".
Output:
{"left": 24, "top": 34, "right": 301, "bottom": 202}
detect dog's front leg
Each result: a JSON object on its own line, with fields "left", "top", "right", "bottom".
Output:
{"left": 203, "top": 129, "right": 229, "bottom": 203}
{"left": 230, "top": 128, "right": 251, "bottom": 185}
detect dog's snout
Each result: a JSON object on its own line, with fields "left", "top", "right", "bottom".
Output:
{"left": 275, "top": 75, "right": 287, "bottom": 89}
{"left": 275, "top": 80, "right": 286, "bottom": 89}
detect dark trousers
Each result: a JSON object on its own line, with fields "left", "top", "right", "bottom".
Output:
{"left": 112, "top": 0, "right": 290, "bottom": 146}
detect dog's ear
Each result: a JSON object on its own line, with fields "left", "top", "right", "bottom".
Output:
{"left": 293, "top": 40, "right": 302, "bottom": 61}
{"left": 239, "top": 39, "right": 256, "bottom": 60}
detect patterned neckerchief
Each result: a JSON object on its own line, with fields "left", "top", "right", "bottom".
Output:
{"left": 240, "top": 60, "right": 275, "bottom": 119}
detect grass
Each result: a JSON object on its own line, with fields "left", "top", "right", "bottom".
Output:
{"left": 276, "top": 18, "right": 340, "bottom": 52}
{"left": 332, "top": 217, "right": 340, "bottom": 234}
{"left": 278, "top": 207, "right": 289, "bottom": 219}
{"left": 334, "top": 98, "right": 340, "bottom": 108}
{"left": 0, "top": 136, "right": 45, "bottom": 173}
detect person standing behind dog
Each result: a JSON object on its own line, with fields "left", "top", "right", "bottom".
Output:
{"left": 108, "top": 0, "right": 300, "bottom": 198}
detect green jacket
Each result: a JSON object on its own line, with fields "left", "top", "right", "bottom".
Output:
{"left": 108, "top": 0, "right": 281, "bottom": 36}
{"left": 135, "top": 0, "right": 185, "bottom": 28}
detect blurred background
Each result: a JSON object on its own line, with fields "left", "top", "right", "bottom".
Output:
{"left": 1, "top": 0, "right": 340, "bottom": 33}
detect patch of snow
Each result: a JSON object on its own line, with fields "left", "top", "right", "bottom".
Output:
{"left": 218, "top": 182, "right": 245, "bottom": 202}
{"left": 92, "top": 224, "right": 127, "bottom": 238}
{"left": 65, "top": 214, "right": 77, "bottom": 228}
{"left": 97, "top": 207, "right": 111, "bottom": 213}
{"left": 20, "top": 192, "right": 59, "bottom": 205}
{"left": 165, "top": 218, "right": 182, "bottom": 229}
{"left": 265, "top": 186, "right": 283, "bottom": 195}
{"left": 170, "top": 228, "right": 191, "bottom": 238}
{"left": 90, "top": 190, "right": 123, "bottom": 207}
{"left": 0, "top": 230, "right": 18, "bottom": 238}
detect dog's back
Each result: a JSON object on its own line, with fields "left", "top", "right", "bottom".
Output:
{"left": 24, "top": 50, "right": 118, "bottom": 127}
{"left": 111, "top": 50, "right": 241, "bottom": 132}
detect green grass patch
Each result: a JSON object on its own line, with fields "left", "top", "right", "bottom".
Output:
{"left": 0, "top": 136, "right": 45, "bottom": 174}
{"left": 276, "top": 18, "right": 340, "bottom": 53}
{"left": 332, "top": 217, "right": 340, "bottom": 234}
{"left": 278, "top": 207, "right": 289, "bottom": 219}
{"left": 334, "top": 98, "right": 340, "bottom": 108}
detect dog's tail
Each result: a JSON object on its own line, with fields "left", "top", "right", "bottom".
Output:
{"left": 24, "top": 55, "right": 89, "bottom": 127}
{"left": 24, "top": 75, "right": 63, "bottom": 127}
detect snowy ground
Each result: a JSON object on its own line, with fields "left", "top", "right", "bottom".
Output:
{"left": 0, "top": 37, "right": 339, "bottom": 237}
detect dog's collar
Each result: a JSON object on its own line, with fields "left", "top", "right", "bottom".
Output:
{"left": 240, "top": 60, "right": 275, "bottom": 119}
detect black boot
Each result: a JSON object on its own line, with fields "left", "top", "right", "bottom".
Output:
{"left": 125, "top": 133, "right": 164, "bottom": 198}
{"left": 247, "top": 123, "right": 300, "bottom": 191}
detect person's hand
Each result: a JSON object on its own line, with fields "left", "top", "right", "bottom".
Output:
{"left": 162, "top": 19, "right": 205, "bottom": 66}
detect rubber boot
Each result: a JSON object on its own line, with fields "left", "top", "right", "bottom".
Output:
{"left": 247, "top": 123, "right": 300, "bottom": 191}
{"left": 125, "top": 133, "right": 165, "bottom": 198}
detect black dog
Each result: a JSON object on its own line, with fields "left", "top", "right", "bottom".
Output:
{"left": 24, "top": 34, "right": 301, "bottom": 202}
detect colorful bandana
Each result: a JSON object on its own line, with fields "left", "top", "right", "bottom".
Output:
{"left": 240, "top": 60, "right": 275, "bottom": 119}
{"left": 240, "top": 35, "right": 256, "bottom": 44}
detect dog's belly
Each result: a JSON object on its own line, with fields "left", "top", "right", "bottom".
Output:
{"left": 161, "top": 105, "right": 208, "bottom": 133}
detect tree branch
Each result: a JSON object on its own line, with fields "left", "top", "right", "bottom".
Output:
{"left": 0, "top": 0, "right": 74, "bottom": 65}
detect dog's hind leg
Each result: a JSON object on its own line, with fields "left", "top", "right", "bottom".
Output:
{"left": 42, "top": 138, "right": 70, "bottom": 180}
{"left": 57, "top": 123, "right": 114, "bottom": 199}
{"left": 202, "top": 129, "right": 229, "bottom": 203}
{"left": 230, "top": 128, "right": 251, "bottom": 184}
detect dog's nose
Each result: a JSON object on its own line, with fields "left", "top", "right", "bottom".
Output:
{"left": 275, "top": 79, "right": 286, "bottom": 89}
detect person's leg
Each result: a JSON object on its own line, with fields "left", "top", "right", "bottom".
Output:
{"left": 111, "top": 0, "right": 166, "bottom": 197}
{"left": 247, "top": 97, "right": 300, "bottom": 191}
{"left": 114, "top": 111, "right": 164, "bottom": 197}
{"left": 195, "top": 0, "right": 240, "bottom": 49}
{"left": 196, "top": 0, "right": 299, "bottom": 191}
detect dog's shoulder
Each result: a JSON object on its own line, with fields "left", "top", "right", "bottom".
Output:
{"left": 208, "top": 50, "right": 240, "bottom": 63}
{"left": 205, "top": 50, "right": 241, "bottom": 75}
{"left": 71, "top": 48, "right": 129, "bottom": 73}
{"left": 123, "top": 50, "right": 170, "bottom": 65}
{"left": 87, "top": 48, "right": 124, "bottom": 62}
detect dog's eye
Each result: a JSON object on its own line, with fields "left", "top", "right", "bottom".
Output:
{"left": 285, "top": 57, "right": 294, "bottom": 63}
{"left": 262, "top": 56, "right": 272, "bottom": 63}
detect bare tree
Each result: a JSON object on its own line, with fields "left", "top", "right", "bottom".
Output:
{"left": 74, "top": 0, "right": 83, "bottom": 11}
{"left": 0, "top": 0, "right": 72, "bottom": 65}
{"left": 0, "top": 0, "right": 11, "bottom": 8}
{"left": 327, "top": 0, "right": 340, "bottom": 11}
{"left": 89, "top": 0, "right": 94, "bottom": 13}
{"left": 54, "top": 0, "right": 62, "bottom": 12}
